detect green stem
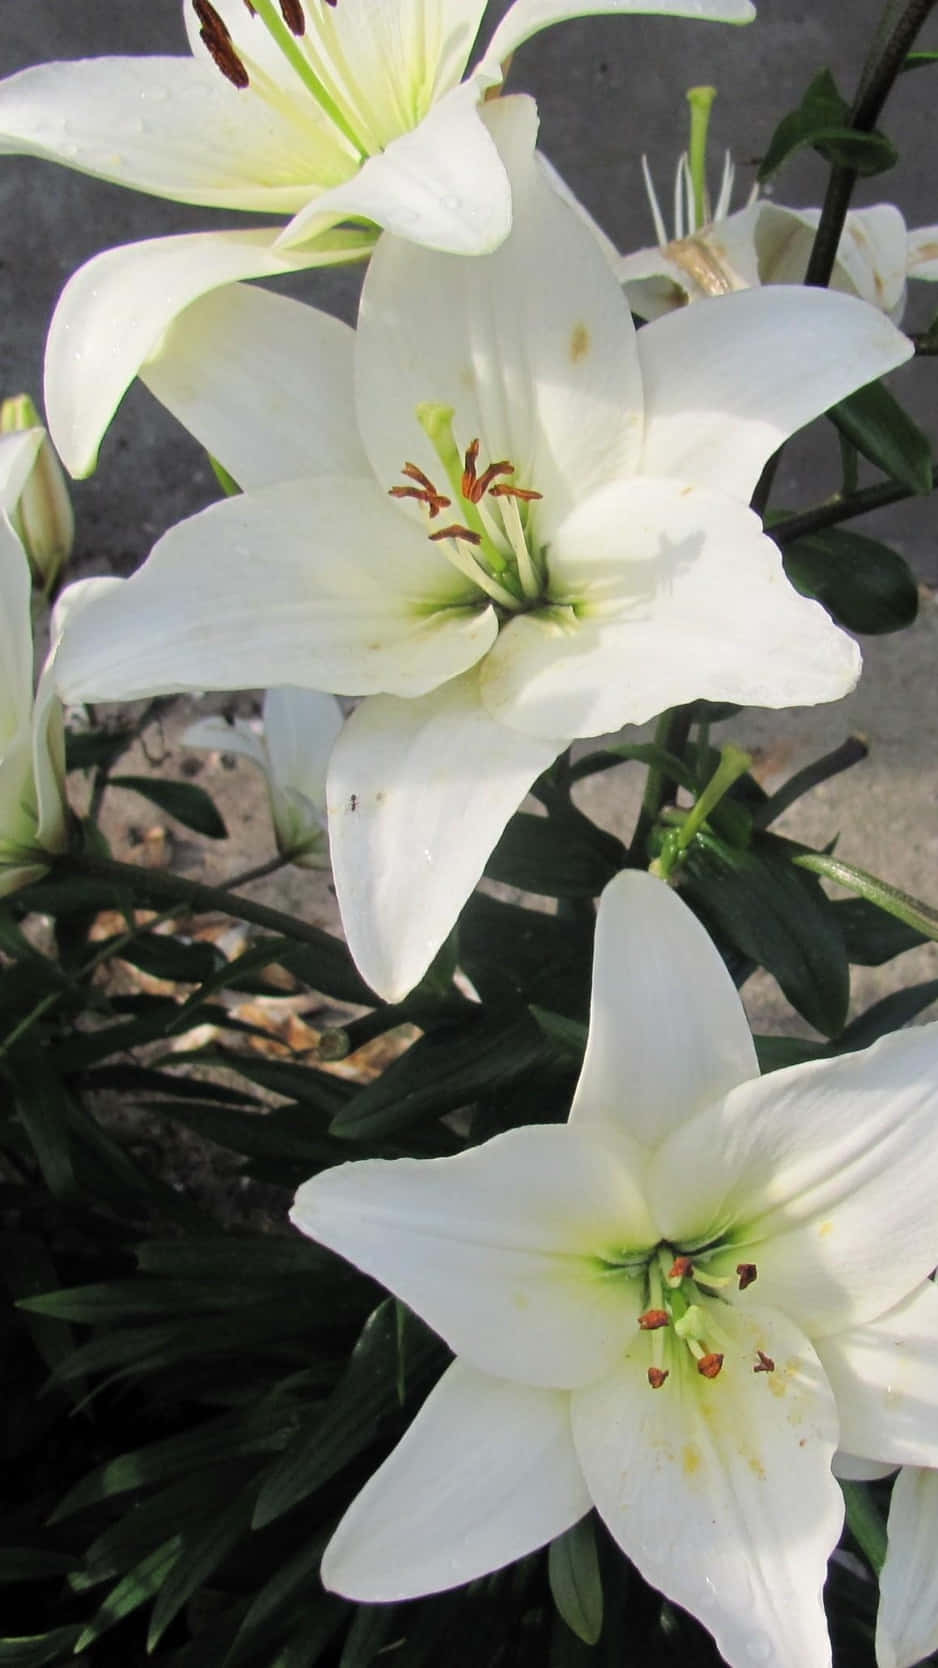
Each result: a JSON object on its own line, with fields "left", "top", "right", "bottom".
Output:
{"left": 793, "top": 851, "right": 938, "bottom": 940}
{"left": 654, "top": 745, "right": 751, "bottom": 879}
{"left": 841, "top": 1481, "right": 888, "bottom": 1575}
{"left": 51, "top": 851, "right": 350, "bottom": 960}
{"left": 770, "top": 463, "right": 938, "bottom": 544}
{"left": 627, "top": 708, "right": 693, "bottom": 863}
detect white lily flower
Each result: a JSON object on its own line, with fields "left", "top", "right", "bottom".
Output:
{"left": 183, "top": 687, "right": 343, "bottom": 867}
{"left": 877, "top": 1467, "right": 938, "bottom": 1668}
{"left": 619, "top": 134, "right": 938, "bottom": 323}
{"left": 0, "top": 0, "right": 754, "bottom": 477}
{"left": 0, "top": 432, "right": 67, "bottom": 894}
{"left": 0, "top": 394, "right": 75, "bottom": 592}
{"left": 51, "top": 98, "right": 912, "bottom": 1000}
{"left": 288, "top": 870, "right": 938, "bottom": 1668}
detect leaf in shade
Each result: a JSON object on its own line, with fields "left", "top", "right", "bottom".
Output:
{"left": 486, "top": 810, "right": 624, "bottom": 898}
{"left": 108, "top": 774, "right": 228, "bottom": 838}
{"left": 680, "top": 831, "right": 849, "bottom": 1036}
{"left": 73, "top": 1538, "right": 182, "bottom": 1652}
{"left": 147, "top": 1493, "right": 255, "bottom": 1650}
{"left": 0, "top": 1629, "right": 83, "bottom": 1667}
{"left": 828, "top": 381, "right": 933, "bottom": 495}
{"left": 549, "top": 1518, "right": 604, "bottom": 1645}
{"left": 832, "top": 897, "right": 927, "bottom": 964}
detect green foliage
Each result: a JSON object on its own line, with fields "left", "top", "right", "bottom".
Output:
{"left": 759, "top": 68, "right": 897, "bottom": 180}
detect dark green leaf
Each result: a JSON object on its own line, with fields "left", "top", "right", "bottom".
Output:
{"left": 902, "top": 50, "right": 938, "bottom": 70}
{"left": 783, "top": 527, "right": 918, "bottom": 635}
{"left": 753, "top": 738, "right": 868, "bottom": 828}
{"left": 136, "top": 1234, "right": 334, "bottom": 1280}
{"left": 330, "top": 1008, "right": 546, "bottom": 1140}
{"left": 253, "top": 1300, "right": 446, "bottom": 1528}
{"left": 549, "top": 1519, "right": 603, "bottom": 1645}
{"left": 832, "top": 898, "right": 927, "bottom": 964}
{"left": 74, "top": 1537, "right": 182, "bottom": 1651}
{"left": 528, "top": 1005, "right": 588, "bottom": 1062}
{"left": 225, "top": 1534, "right": 332, "bottom": 1668}
{"left": 92, "top": 929, "right": 221, "bottom": 984}
{"left": 829, "top": 980, "right": 938, "bottom": 1052}
{"left": 486, "top": 810, "right": 624, "bottom": 898}
{"left": 680, "top": 832, "right": 849, "bottom": 1036}
{"left": 272, "top": 1598, "right": 350, "bottom": 1668}
{"left": 0, "top": 1629, "right": 83, "bottom": 1666}
{"left": 6, "top": 1049, "right": 76, "bottom": 1198}
{"left": 460, "top": 893, "right": 594, "bottom": 1021}
{"left": 829, "top": 382, "right": 933, "bottom": 495}
{"left": 65, "top": 726, "right": 135, "bottom": 773}
{"left": 338, "top": 1605, "right": 400, "bottom": 1668}
{"left": 0, "top": 1550, "right": 79, "bottom": 1583}
{"left": 754, "top": 1035, "right": 826, "bottom": 1073}
{"left": 147, "top": 1493, "right": 254, "bottom": 1649}
{"left": 109, "top": 774, "right": 228, "bottom": 838}
{"left": 759, "top": 69, "right": 897, "bottom": 180}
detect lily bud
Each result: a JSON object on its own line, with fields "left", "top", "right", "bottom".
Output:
{"left": 0, "top": 394, "right": 74, "bottom": 592}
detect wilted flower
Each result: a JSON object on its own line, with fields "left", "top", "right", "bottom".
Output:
{"left": 290, "top": 870, "right": 938, "bottom": 1668}
{"left": 50, "top": 99, "right": 911, "bottom": 999}
{"left": 0, "top": 0, "right": 754, "bottom": 476}
{"left": 0, "top": 394, "right": 74, "bottom": 592}
{"left": 183, "top": 687, "right": 342, "bottom": 867}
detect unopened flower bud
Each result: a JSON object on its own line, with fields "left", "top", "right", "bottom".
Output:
{"left": 0, "top": 395, "right": 74, "bottom": 592}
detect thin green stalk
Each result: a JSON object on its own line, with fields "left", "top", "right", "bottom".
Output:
{"left": 793, "top": 851, "right": 938, "bottom": 940}
{"left": 653, "top": 745, "right": 751, "bottom": 879}
{"left": 770, "top": 463, "right": 938, "bottom": 545}
{"left": 627, "top": 708, "right": 693, "bottom": 863}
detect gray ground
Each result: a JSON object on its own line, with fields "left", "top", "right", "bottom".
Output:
{"left": 2, "top": 1, "right": 937, "bottom": 1035}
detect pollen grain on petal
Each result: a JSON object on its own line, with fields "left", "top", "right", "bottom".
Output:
{"left": 753, "top": 1350, "right": 775, "bottom": 1374}
{"left": 697, "top": 1351, "right": 724, "bottom": 1379}
{"left": 736, "top": 1262, "right": 758, "bottom": 1290}
{"left": 638, "top": 1308, "right": 670, "bottom": 1331}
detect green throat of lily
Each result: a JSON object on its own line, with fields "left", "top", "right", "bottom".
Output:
{"left": 605, "top": 1241, "right": 773, "bottom": 1390}
{"left": 396, "top": 402, "right": 558, "bottom": 616}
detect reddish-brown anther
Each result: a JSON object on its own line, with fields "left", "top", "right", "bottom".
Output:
{"left": 697, "top": 1352, "right": 724, "bottom": 1379}
{"left": 753, "top": 1350, "right": 775, "bottom": 1374}
{"left": 279, "top": 0, "right": 307, "bottom": 33}
{"left": 471, "top": 460, "right": 515, "bottom": 501}
{"left": 461, "top": 439, "right": 480, "bottom": 501}
{"left": 736, "top": 1263, "right": 758, "bottom": 1290}
{"left": 388, "top": 485, "right": 451, "bottom": 518}
{"left": 489, "top": 482, "right": 543, "bottom": 502}
{"left": 647, "top": 1367, "right": 670, "bottom": 1389}
{"left": 194, "top": 0, "right": 250, "bottom": 87}
{"left": 668, "top": 1255, "right": 694, "bottom": 1281}
{"left": 637, "top": 1308, "right": 670, "bottom": 1331}
{"left": 429, "top": 524, "right": 483, "bottom": 546}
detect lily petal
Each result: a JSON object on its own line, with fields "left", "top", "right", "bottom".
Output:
{"left": 479, "top": 479, "right": 859, "bottom": 739}
{"left": 322, "top": 1359, "right": 590, "bottom": 1601}
{"left": 638, "top": 286, "right": 913, "bottom": 504}
{"left": 280, "top": 79, "right": 510, "bottom": 255}
{"left": 0, "top": 516, "right": 33, "bottom": 740}
{"left": 52, "top": 479, "right": 496, "bottom": 704}
{"left": 572, "top": 1301, "right": 841, "bottom": 1668}
{"left": 483, "top": 0, "right": 755, "bottom": 68}
{"left": 905, "top": 224, "right": 938, "bottom": 281}
{"left": 45, "top": 225, "right": 373, "bottom": 478}
{"left": 0, "top": 58, "right": 333, "bottom": 209}
{"left": 877, "top": 1466, "right": 938, "bottom": 1668}
{"left": 354, "top": 95, "right": 643, "bottom": 541}
{"left": 816, "top": 1282, "right": 938, "bottom": 1468}
{"left": 325, "top": 670, "right": 562, "bottom": 1000}
{"left": 0, "top": 429, "right": 45, "bottom": 512}
{"left": 291, "top": 1122, "right": 654, "bottom": 1388}
{"left": 652, "top": 1024, "right": 938, "bottom": 1336}
{"left": 569, "top": 870, "right": 758, "bottom": 1148}
{"left": 141, "top": 283, "right": 368, "bottom": 492}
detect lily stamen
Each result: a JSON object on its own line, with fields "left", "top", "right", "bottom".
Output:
{"left": 489, "top": 482, "right": 543, "bottom": 502}
{"left": 194, "top": 0, "right": 250, "bottom": 88}
{"left": 279, "top": 0, "right": 307, "bottom": 32}
{"left": 388, "top": 485, "right": 450, "bottom": 517}
{"left": 647, "top": 1366, "right": 670, "bottom": 1389}
{"left": 697, "top": 1351, "right": 725, "bottom": 1379}
{"left": 429, "top": 523, "right": 482, "bottom": 546}
{"left": 638, "top": 1308, "right": 671, "bottom": 1331}
{"left": 736, "top": 1263, "right": 758, "bottom": 1290}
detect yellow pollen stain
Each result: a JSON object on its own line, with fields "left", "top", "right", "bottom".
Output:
{"left": 748, "top": 1454, "right": 767, "bottom": 1481}
{"left": 569, "top": 323, "right": 591, "bottom": 363}
{"left": 916, "top": 242, "right": 938, "bottom": 261}
{"left": 818, "top": 1220, "right": 834, "bottom": 1238}
{"left": 682, "top": 1444, "right": 702, "bottom": 1476}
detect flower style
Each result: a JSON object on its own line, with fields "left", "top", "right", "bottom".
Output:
{"left": 289, "top": 870, "right": 938, "bottom": 1668}
{"left": 876, "top": 1466, "right": 938, "bottom": 1668}
{"left": 0, "top": 0, "right": 754, "bottom": 477}
{"left": 617, "top": 129, "right": 938, "bottom": 323}
{"left": 0, "top": 432, "right": 67, "bottom": 894}
{"left": 183, "top": 686, "right": 343, "bottom": 867}
{"left": 50, "top": 98, "right": 912, "bottom": 1000}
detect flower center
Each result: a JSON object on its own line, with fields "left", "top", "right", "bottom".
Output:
{"left": 391, "top": 404, "right": 549, "bottom": 615}
{"left": 624, "top": 1244, "right": 773, "bottom": 1390}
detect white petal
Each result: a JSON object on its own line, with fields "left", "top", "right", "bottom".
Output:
{"left": 570, "top": 870, "right": 758, "bottom": 1149}
{"left": 0, "top": 515, "right": 33, "bottom": 741}
{"left": 141, "top": 284, "right": 368, "bottom": 491}
{"left": 877, "top": 1466, "right": 938, "bottom": 1668}
{"left": 617, "top": 244, "right": 693, "bottom": 320}
{"left": 757, "top": 203, "right": 910, "bottom": 320}
{"left": 816, "top": 1283, "right": 938, "bottom": 1469}
{"left": 0, "top": 429, "right": 45, "bottom": 514}
{"left": 182, "top": 715, "right": 269, "bottom": 774}
{"left": 326, "top": 671, "right": 562, "bottom": 1001}
{"left": 652, "top": 1024, "right": 938, "bottom": 1337}
{"left": 291, "top": 1123, "right": 655, "bottom": 1388}
{"left": 322, "top": 1359, "right": 590, "bottom": 1601}
{"left": 833, "top": 1454, "right": 896, "bottom": 1482}
{"left": 638, "top": 286, "right": 913, "bottom": 504}
{"left": 572, "top": 1302, "right": 841, "bottom": 1668}
{"left": 483, "top": 0, "right": 755, "bottom": 67}
{"left": 355, "top": 94, "right": 643, "bottom": 543}
{"left": 30, "top": 663, "right": 67, "bottom": 859}
{"left": 52, "top": 480, "right": 495, "bottom": 705}
{"left": 263, "top": 688, "right": 344, "bottom": 815}
{"left": 280, "top": 79, "right": 510, "bottom": 255}
{"left": 44, "top": 225, "right": 373, "bottom": 478}
{"left": 905, "top": 224, "right": 938, "bottom": 281}
{"left": 479, "top": 479, "right": 860, "bottom": 739}
{"left": 0, "top": 58, "right": 337, "bottom": 209}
